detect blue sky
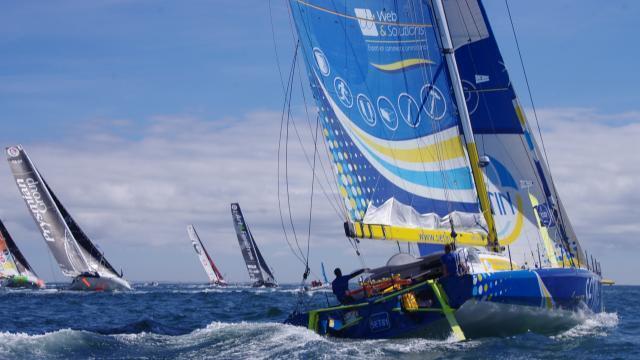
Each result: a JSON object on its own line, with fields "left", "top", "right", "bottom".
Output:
{"left": 0, "top": 1, "right": 638, "bottom": 284}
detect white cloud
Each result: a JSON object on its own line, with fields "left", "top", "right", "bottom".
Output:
{"left": 0, "top": 111, "right": 394, "bottom": 283}
{"left": 1, "top": 107, "right": 637, "bottom": 284}
{"left": 530, "top": 107, "right": 640, "bottom": 284}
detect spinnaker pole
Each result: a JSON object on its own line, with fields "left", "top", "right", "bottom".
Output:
{"left": 432, "top": 0, "right": 499, "bottom": 251}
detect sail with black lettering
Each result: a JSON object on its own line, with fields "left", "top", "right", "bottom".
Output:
{"left": 441, "top": 0, "right": 583, "bottom": 267}
{"left": 230, "top": 203, "right": 277, "bottom": 287}
{"left": 187, "top": 224, "right": 226, "bottom": 285}
{"left": 6, "top": 145, "right": 130, "bottom": 290}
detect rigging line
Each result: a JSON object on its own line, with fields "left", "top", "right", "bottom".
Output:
{"left": 284, "top": 11, "right": 344, "bottom": 220}
{"left": 284, "top": 53, "right": 308, "bottom": 262}
{"left": 291, "top": 0, "right": 367, "bottom": 268}
{"left": 296, "top": 70, "right": 346, "bottom": 219}
{"left": 268, "top": 0, "right": 286, "bottom": 95}
{"left": 294, "top": 59, "right": 346, "bottom": 219}
{"left": 304, "top": 107, "right": 321, "bottom": 279}
{"left": 505, "top": 0, "right": 574, "bottom": 251}
{"left": 291, "top": 0, "right": 355, "bottom": 214}
{"left": 289, "top": 114, "right": 345, "bottom": 220}
{"left": 277, "top": 42, "right": 307, "bottom": 266}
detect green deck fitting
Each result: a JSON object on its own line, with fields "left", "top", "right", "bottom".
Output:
{"left": 306, "top": 278, "right": 466, "bottom": 341}
{"left": 428, "top": 280, "right": 466, "bottom": 341}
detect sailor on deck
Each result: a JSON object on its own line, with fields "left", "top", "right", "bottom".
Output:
{"left": 441, "top": 244, "right": 460, "bottom": 277}
{"left": 332, "top": 267, "right": 366, "bottom": 304}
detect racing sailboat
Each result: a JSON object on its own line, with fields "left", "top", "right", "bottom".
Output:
{"left": 6, "top": 145, "right": 131, "bottom": 291}
{"left": 284, "top": 0, "right": 603, "bottom": 339}
{"left": 230, "top": 203, "right": 277, "bottom": 287}
{"left": 0, "top": 219, "right": 45, "bottom": 289}
{"left": 187, "top": 224, "right": 227, "bottom": 286}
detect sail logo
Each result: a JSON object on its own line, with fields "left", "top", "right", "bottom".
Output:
{"left": 16, "top": 177, "right": 55, "bottom": 243}
{"left": 475, "top": 74, "right": 490, "bottom": 84}
{"left": 7, "top": 146, "right": 20, "bottom": 158}
{"left": 354, "top": 8, "right": 378, "bottom": 36}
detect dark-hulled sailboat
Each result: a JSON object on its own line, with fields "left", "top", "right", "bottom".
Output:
{"left": 187, "top": 224, "right": 227, "bottom": 286}
{"left": 230, "top": 203, "right": 277, "bottom": 288}
{"left": 0, "top": 219, "right": 45, "bottom": 289}
{"left": 6, "top": 145, "right": 131, "bottom": 291}
{"left": 283, "top": 0, "right": 603, "bottom": 340}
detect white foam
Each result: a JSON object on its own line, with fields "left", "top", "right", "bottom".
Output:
{"left": 552, "top": 312, "right": 619, "bottom": 340}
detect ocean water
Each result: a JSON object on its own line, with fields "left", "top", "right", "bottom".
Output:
{"left": 0, "top": 283, "right": 634, "bottom": 359}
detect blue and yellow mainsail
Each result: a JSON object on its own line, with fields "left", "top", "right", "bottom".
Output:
{"left": 290, "top": 0, "right": 489, "bottom": 247}
{"left": 290, "top": 0, "right": 585, "bottom": 269}
{"left": 443, "top": 0, "right": 585, "bottom": 267}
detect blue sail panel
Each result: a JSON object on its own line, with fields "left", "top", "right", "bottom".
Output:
{"left": 443, "top": 0, "right": 584, "bottom": 266}
{"left": 290, "top": 0, "right": 485, "bottom": 232}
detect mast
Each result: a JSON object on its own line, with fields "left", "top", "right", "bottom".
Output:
{"left": 432, "top": 0, "right": 499, "bottom": 251}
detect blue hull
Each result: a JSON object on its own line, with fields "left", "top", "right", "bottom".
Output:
{"left": 285, "top": 268, "right": 602, "bottom": 339}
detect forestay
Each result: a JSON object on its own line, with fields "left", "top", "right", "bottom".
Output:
{"left": 289, "top": 0, "right": 488, "bottom": 246}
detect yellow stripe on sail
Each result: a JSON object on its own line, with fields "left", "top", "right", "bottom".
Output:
{"left": 371, "top": 58, "right": 434, "bottom": 71}
{"left": 350, "top": 222, "right": 488, "bottom": 246}
{"left": 497, "top": 195, "right": 525, "bottom": 246}
{"left": 528, "top": 193, "right": 560, "bottom": 267}
{"left": 348, "top": 125, "right": 466, "bottom": 163}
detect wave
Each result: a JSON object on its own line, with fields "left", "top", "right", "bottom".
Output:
{"left": 0, "top": 321, "right": 483, "bottom": 359}
{"left": 0, "top": 311, "right": 621, "bottom": 359}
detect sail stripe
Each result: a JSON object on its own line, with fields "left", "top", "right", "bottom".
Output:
{"left": 371, "top": 58, "right": 434, "bottom": 71}
{"left": 319, "top": 77, "right": 477, "bottom": 199}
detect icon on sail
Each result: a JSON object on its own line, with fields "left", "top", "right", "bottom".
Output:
{"left": 334, "top": 77, "right": 353, "bottom": 108}
{"left": 377, "top": 96, "right": 398, "bottom": 130}
{"left": 357, "top": 94, "right": 376, "bottom": 126}
{"left": 420, "top": 84, "right": 446, "bottom": 120}
{"left": 313, "top": 48, "right": 330, "bottom": 76}
{"left": 398, "top": 93, "right": 421, "bottom": 127}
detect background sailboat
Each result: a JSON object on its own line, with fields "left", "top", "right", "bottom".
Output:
{"left": 187, "top": 224, "right": 227, "bottom": 286}
{"left": 6, "top": 145, "right": 131, "bottom": 291}
{"left": 283, "top": 0, "right": 603, "bottom": 339}
{"left": 230, "top": 203, "right": 277, "bottom": 288}
{"left": 0, "top": 218, "right": 44, "bottom": 289}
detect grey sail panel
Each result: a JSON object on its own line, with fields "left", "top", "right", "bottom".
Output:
{"left": 0, "top": 219, "right": 37, "bottom": 275}
{"left": 45, "top": 180, "right": 120, "bottom": 277}
{"left": 230, "top": 203, "right": 264, "bottom": 283}
{"left": 248, "top": 228, "right": 276, "bottom": 284}
{"left": 6, "top": 145, "right": 87, "bottom": 277}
